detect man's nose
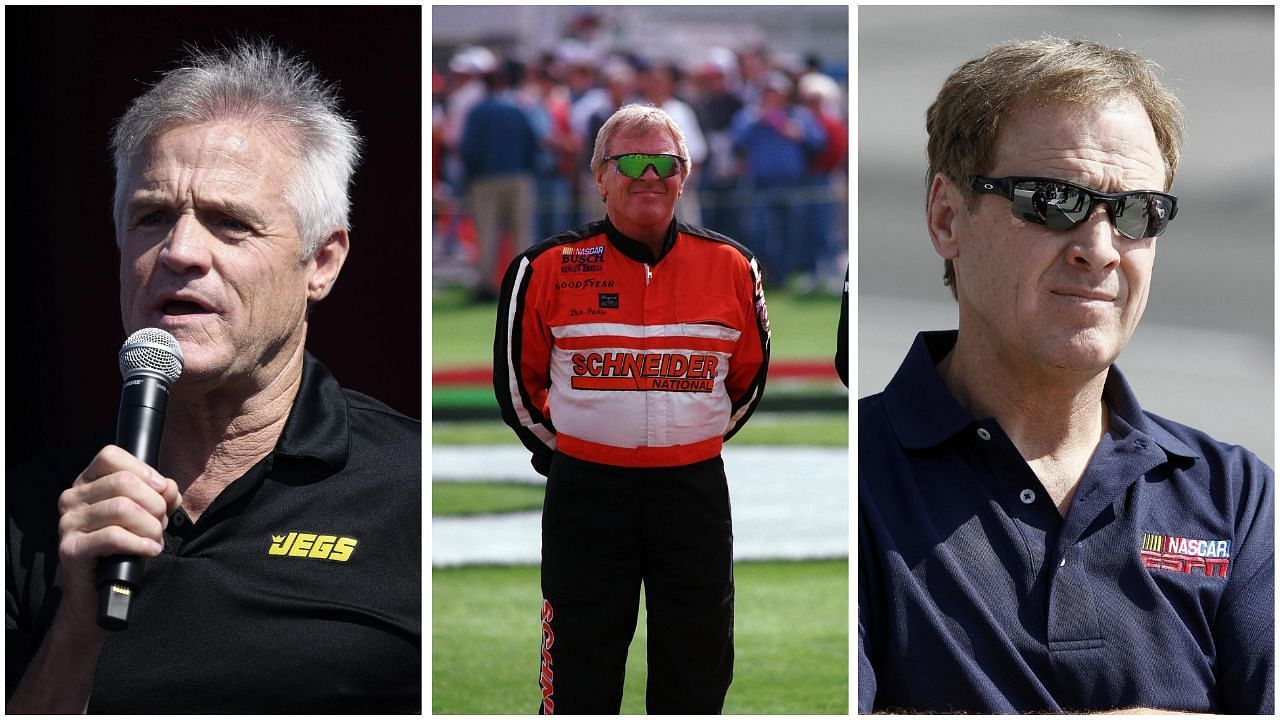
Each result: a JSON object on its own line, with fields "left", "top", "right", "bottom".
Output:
{"left": 638, "top": 163, "right": 661, "bottom": 180}
{"left": 1066, "top": 204, "right": 1122, "bottom": 271}
{"left": 159, "top": 214, "right": 214, "bottom": 274}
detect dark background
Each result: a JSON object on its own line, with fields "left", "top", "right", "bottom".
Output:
{"left": 6, "top": 6, "right": 423, "bottom": 464}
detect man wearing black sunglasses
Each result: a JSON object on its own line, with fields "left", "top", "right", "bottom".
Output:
{"left": 495, "top": 104, "right": 770, "bottom": 713}
{"left": 859, "top": 38, "right": 1273, "bottom": 714}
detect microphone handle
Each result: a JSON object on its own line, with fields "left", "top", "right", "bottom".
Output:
{"left": 97, "top": 374, "right": 170, "bottom": 631}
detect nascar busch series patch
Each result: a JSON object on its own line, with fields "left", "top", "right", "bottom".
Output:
{"left": 570, "top": 351, "right": 718, "bottom": 392}
{"left": 1140, "top": 532, "right": 1231, "bottom": 578}
{"left": 561, "top": 244, "right": 605, "bottom": 273}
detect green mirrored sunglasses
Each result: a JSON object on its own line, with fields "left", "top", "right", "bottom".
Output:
{"left": 604, "top": 153, "right": 687, "bottom": 179}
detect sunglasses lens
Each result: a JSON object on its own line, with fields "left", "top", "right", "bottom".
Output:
{"left": 1114, "top": 194, "right": 1174, "bottom": 239}
{"left": 615, "top": 154, "right": 679, "bottom": 179}
{"left": 1010, "top": 180, "right": 1091, "bottom": 231}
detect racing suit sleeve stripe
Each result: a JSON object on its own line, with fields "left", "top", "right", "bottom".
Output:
{"left": 724, "top": 255, "right": 770, "bottom": 441}
{"left": 494, "top": 255, "right": 557, "bottom": 473}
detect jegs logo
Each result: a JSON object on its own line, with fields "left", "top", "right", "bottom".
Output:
{"left": 268, "top": 531, "right": 358, "bottom": 562}
{"left": 561, "top": 244, "right": 605, "bottom": 273}
{"left": 1140, "top": 532, "right": 1231, "bottom": 579}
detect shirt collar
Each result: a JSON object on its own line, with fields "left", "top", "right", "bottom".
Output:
{"left": 882, "top": 331, "right": 974, "bottom": 449}
{"left": 883, "top": 330, "right": 1200, "bottom": 460}
{"left": 273, "top": 351, "right": 350, "bottom": 472}
{"left": 603, "top": 215, "right": 678, "bottom": 264}
{"left": 1100, "top": 361, "right": 1200, "bottom": 460}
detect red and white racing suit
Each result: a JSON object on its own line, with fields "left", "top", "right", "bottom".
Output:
{"left": 494, "top": 217, "right": 770, "bottom": 713}
{"left": 495, "top": 217, "right": 769, "bottom": 473}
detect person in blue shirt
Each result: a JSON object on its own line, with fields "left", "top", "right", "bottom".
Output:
{"left": 730, "top": 71, "right": 826, "bottom": 285}
{"left": 460, "top": 60, "right": 540, "bottom": 302}
{"left": 859, "top": 37, "right": 1274, "bottom": 714}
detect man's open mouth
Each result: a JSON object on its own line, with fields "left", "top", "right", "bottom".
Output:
{"left": 162, "top": 300, "right": 209, "bottom": 315}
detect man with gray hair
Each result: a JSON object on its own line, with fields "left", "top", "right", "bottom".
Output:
{"left": 859, "top": 37, "right": 1273, "bottom": 713}
{"left": 6, "top": 41, "right": 421, "bottom": 712}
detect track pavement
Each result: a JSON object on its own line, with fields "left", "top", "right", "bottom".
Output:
{"left": 432, "top": 445, "right": 848, "bottom": 567}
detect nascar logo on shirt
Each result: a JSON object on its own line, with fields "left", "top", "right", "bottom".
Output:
{"left": 570, "top": 351, "right": 718, "bottom": 392}
{"left": 1139, "top": 532, "right": 1230, "bottom": 578}
{"left": 561, "top": 245, "right": 605, "bottom": 273}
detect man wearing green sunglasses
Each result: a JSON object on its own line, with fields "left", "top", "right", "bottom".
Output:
{"left": 859, "top": 38, "right": 1273, "bottom": 714}
{"left": 496, "top": 104, "right": 770, "bottom": 713}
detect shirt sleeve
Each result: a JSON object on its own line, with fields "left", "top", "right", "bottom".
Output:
{"left": 1213, "top": 454, "right": 1274, "bottom": 713}
{"left": 493, "top": 253, "right": 557, "bottom": 476}
{"left": 6, "top": 450, "right": 85, "bottom": 701}
{"left": 6, "top": 511, "right": 36, "bottom": 701}
{"left": 723, "top": 254, "right": 769, "bottom": 441}
{"left": 857, "top": 498, "right": 881, "bottom": 714}
{"left": 858, "top": 613, "right": 877, "bottom": 713}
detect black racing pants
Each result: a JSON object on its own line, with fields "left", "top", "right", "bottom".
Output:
{"left": 537, "top": 452, "right": 735, "bottom": 714}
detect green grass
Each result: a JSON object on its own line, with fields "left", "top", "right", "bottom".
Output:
{"left": 431, "top": 559, "right": 847, "bottom": 713}
{"left": 432, "top": 288, "right": 501, "bottom": 367}
{"left": 433, "top": 481, "right": 544, "bottom": 516}
{"left": 432, "top": 286, "right": 841, "bottom": 366}
{"left": 433, "top": 412, "right": 848, "bottom": 447}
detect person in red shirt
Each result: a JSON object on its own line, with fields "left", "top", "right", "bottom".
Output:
{"left": 494, "top": 104, "right": 769, "bottom": 714}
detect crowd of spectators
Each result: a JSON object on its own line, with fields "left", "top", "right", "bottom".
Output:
{"left": 433, "top": 40, "right": 848, "bottom": 300}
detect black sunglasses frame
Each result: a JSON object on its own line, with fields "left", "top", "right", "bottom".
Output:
{"left": 970, "top": 175, "right": 1179, "bottom": 240}
{"left": 603, "top": 153, "right": 688, "bottom": 179}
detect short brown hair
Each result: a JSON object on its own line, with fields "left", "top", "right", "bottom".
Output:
{"left": 590, "top": 104, "right": 692, "bottom": 180}
{"left": 926, "top": 37, "right": 1185, "bottom": 296}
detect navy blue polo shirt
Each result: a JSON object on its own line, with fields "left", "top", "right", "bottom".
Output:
{"left": 859, "top": 331, "right": 1274, "bottom": 713}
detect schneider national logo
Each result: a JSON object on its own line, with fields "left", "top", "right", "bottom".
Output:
{"left": 570, "top": 351, "right": 719, "bottom": 392}
{"left": 269, "top": 531, "right": 358, "bottom": 562}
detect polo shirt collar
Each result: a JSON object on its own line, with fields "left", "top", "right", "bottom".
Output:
{"left": 603, "top": 215, "right": 678, "bottom": 265}
{"left": 1100, "top": 362, "right": 1200, "bottom": 460}
{"left": 883, "top": 330, "right": 1200, "bottom": 460}
{"left": 883, "top": 331, "right": 974, "bottom": 449}
{"left": 272, "top": 351, "right": 350, "bottom": 472}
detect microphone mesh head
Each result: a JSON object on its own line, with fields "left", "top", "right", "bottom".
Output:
{"left": 119, "top": 328, "right": 184, "bottom": 384}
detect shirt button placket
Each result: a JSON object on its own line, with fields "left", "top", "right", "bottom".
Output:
{"left": 168, "top": 509, "right": 193, "bottom": 550}
{"left": 975, "top": 425, "right": 1038, "bottom": 510}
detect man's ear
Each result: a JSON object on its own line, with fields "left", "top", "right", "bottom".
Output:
{"left": 927, "top": 173, "right": 962, "bottom": 261}
{"left": 306, "top": 228, "right": 350, "bottom": 302}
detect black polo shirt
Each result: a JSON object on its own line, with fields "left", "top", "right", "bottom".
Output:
{"left": 859, "top": 331, "right": 1273, "bottom": 713}
{"left": 6, "top": 353, "right": 421, "bottom": 712}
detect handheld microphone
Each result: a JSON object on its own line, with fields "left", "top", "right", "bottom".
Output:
{"left": 97, "top": 328, "right": 183, "bottom": 631}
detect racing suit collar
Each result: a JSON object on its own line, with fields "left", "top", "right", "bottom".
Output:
{"left": 603, "top": 215, "right": 678, "bottom": 265}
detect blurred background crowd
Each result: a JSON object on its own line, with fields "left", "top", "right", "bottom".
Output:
{"left": 433, "top": 6, "right": 848, "bottom": 301}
